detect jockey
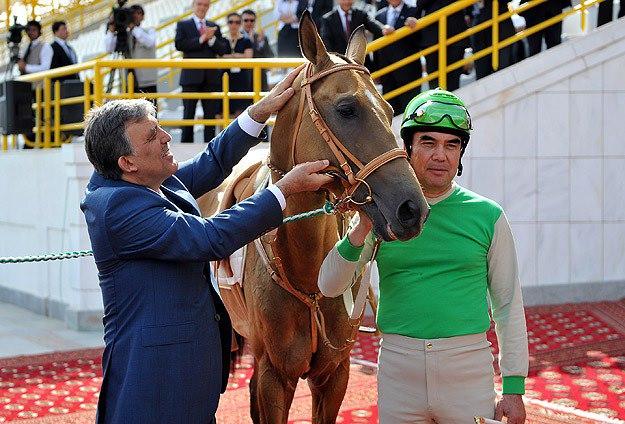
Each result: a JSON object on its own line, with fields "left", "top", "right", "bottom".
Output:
{"left": 317, "top": 88, "right": 529, "bottom": 424}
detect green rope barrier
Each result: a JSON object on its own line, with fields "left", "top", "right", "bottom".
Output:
{"left": 0, "top": 250, "right": 94, "bottom": 264}
{"left": 0, "top": 202, "right": 337, "bottom": 264}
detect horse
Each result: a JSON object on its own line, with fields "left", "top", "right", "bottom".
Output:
{"left": 211, "top": 12, "right": 430, "bottom": 423}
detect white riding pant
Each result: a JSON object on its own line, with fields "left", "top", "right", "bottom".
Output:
{"left": 378, "top": 332, "right": 496, "bottom": 424}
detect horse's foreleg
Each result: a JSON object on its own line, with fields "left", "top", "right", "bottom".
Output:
{"left": 256, "top": 357, "right": 297, "bottom": 424}
{"left": 308, "top": 358, "right": 350, "bottom": 424}
{"left": 250, "top": 359, "right": 260, "bottom": 424}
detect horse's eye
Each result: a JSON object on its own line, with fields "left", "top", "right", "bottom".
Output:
{"left": 336, "top": 105, "right": 356, "bottom": 119}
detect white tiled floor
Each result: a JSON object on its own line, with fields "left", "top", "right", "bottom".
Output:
{"left": 0, "top": 302, "right": 103, "bottom": 359}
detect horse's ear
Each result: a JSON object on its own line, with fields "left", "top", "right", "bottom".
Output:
{"left": 298, "top": 10, "right": 330, "bottom": 66}
{"left": 346, "top": 25, "right": 367, "bottom": 65}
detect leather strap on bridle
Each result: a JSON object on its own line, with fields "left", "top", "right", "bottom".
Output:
{"left": 289, "top": 62, "right": 408, "bottom": 204}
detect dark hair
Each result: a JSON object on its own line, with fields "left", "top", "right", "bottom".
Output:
{"left": 227, "top": 12, "right": 241, "bottom": 20}
{"left": 129, "top": 4, "right": 144, "bottom": 14}
{"left": 84, "top": 99, "right": 156, "bottom": 180}
{"left": 241, "top": 9, "right": 256, "bottom": 16}
{"left": 26, "top": 20, "right": 42, "bottom": 32}
{"left": 52, "top": 21, "right": 66, "bottom": 34}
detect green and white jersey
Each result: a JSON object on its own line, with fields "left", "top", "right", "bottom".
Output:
{"left": 318, "top": 183, "right": 529, "bottom": 395}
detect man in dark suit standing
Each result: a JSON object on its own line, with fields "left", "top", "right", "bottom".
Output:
{"left": 414, "top": 0, "right": 471, "bottom": 92}
{"left": 373, "top": 0, "right": 420, "bottom": 115}
{"left": 241, "top": 9, "right": 274, "bottom": 91}
{"left": 519, "top": 0, "right": 571, "bottom": 57}
{"left": 81, "top": 67, "right": 334, "bottom": 424}
{"left": 297, "top": 0, "right": 334, "bottom": 28}
{"left": 320, "top": 0, "right": 386, "bottom": 60}
{"left": 175, "top": 0, "right": 228, "bottom": 143}
{"left": 50, "top": 21, "right": 80, "bottom": 82}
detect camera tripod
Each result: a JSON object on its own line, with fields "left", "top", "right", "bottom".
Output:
{"left": 106, "top": 51, "right": 133, "bottom": 93}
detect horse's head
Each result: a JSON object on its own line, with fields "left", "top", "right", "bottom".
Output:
{"left": 271, "top": 12, "right": 429, "bottom": 242}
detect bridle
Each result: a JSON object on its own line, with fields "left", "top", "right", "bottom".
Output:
{"left": 275, "top": 61, "right": 408, "bottom": 205}
{"left": 257, "top": 60, "right": 403, "bottom": 355}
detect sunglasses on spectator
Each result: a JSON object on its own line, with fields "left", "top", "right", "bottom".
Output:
{"left": 228, "top": 20, "right": 241, "bottom": 24}
{"left": 243, "top": 18, "right": 255, "bottom": 22}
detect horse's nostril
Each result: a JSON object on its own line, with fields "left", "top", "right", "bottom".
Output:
{"left": 396, "top": 200, "right": 421, "bottom": 227}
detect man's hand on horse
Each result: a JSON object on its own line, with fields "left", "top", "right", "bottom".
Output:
{"left": 275, "top": 160, "right": 335, "bottom": 197}
{"left": 494, "top": 394, "right": 526, "bottom": 424}
{"left": 249, "top": 64, "right": 305, "bottom": 123}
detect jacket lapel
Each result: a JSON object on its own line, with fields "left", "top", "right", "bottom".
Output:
{"left": 161, "top": 185, "right": 201, "bottom": 216}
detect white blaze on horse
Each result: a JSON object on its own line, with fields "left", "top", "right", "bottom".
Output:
{"left": 206, "top": 12, "right": 429, "bottom": 424}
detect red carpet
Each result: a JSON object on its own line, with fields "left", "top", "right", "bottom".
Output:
{"left": 1, "top": 300, "right": 624, "bottom": 422}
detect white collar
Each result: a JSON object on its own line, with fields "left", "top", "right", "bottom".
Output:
{"left": 390, "top": 3, "right": 404, "bottom": 13}
{"left": 54, "top": 37, "right": 67, "bottom": 46}
{"left": 338, "top": 7, "right": 351, "bottom": 18}
{"left": 426, "top": 181, "right": 457, "bottom": 205}
{"left": 192, "top": 15, "right": 207, "bottom": 24}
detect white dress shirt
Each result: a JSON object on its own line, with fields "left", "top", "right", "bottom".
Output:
{"left": 237, "top": 109, "right": 286, "bottom": 209}
{"left": 386, "top": 2, "right": 404, "bottom": 27}
{"left": 24, "top": 39, "right": 53, "bottom": 74}
{"left": 338, "top": 8, "right": 352, "bottom": 34}
{"left": 276, "top": 0, "right": 299, "bottom": 29}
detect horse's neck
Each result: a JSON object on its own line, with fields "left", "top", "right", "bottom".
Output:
{"left": 274, "top": 192, "right": 339, "bottom": 295}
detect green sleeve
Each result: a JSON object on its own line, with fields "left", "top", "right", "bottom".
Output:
{"left": 502, "top": 376, "right": 525, "bottom": 395}
{"left": 336, "top": 235, "right": 365, "bottom": 262}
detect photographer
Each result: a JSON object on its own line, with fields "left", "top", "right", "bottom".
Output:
{"left": 17, "top": 20, "right": 52, "bottom": 76}
{"left": 105, "top": 5, "right": 157, "bottom": 106}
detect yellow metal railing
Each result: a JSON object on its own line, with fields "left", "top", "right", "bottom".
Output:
{"left": 7, "top": 58, "right": 303, "bottom": 150}
{"left": 366, "top": 0, "right": 606, "bottom": 100}
{"left": 2, "top": 0, "right": 610, "bottom": 151}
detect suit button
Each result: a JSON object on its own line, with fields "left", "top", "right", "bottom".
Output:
{"left": 214, "top": 313, "right": 221, "bottom": 322}
{"left": 426, "top": 342, "right": 433, "bottom": 350}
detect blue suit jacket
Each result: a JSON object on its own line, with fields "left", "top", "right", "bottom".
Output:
{"left": 81, "top": 120, "right": 283, "bottom": 423}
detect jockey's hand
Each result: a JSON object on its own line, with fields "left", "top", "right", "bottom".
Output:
{"left": 494, "top": 394, "right": 526, "bottom": 424}
{"left": 248, "top": 64, "right": 305, "bottom": 123}
{"left": 347, "top": 212, "right": 373, "bottom": 247}
{"left": 275, "top": 160, "right": 334, "bottom": 197}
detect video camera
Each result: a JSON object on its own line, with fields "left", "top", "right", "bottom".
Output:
{"left": 6, "top": 16, "right": 25, "bottom": 63}
{"left": 111, "top": 0, "right": 133, "bottom": 55}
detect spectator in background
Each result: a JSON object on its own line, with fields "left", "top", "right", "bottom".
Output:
{"left": 413, "top": 0, "right": 471, "bottom": 92}
{"left": 50, "top": 21, "right": 80, "bottom": 82}
{"left": 18, "top": 20, "right": 52, "bottom": 149}
{"left": 277, "top": 0, "right": 301, "bottom": 57}
{"left": 320, "top": 0, "right": 386, "bottom": 67}
{"left": 223, "top": 12, "right": 254, "bottom": 116}
{"left": 18, "top": 20, "right": 52, "bottom": 76}
{"left": 373, "top": 0, "right": 421, "bottom": 114}
{"left": 175, "top": 0, "right": 228, "bottom": 142}
{"left": 296, "top": 0, "right": 333, "bottom": 28}
{"left": 105, "top": 5, "right": 158, "bottom": 107}
{"left": 519, "top": 0, "right": 571, "bottom": 57}
{"left": 241, "top": 9, "right": 274, "bottom": 91}
{"left": 471, "top": 0, "right": 518, "bottom": 80}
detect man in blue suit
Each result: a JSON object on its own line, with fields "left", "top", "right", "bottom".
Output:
{"left": 80, "top": 67, "right": 332, "bottom": 423}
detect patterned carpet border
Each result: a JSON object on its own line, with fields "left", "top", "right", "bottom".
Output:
{"left": 0, "top": 349, "right": 103, "bottom": 369}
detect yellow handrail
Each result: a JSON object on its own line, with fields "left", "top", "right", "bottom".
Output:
{"left": 5, "top": 0, "right": 609, "bottom": 150}
{"left": 12, "top": 57, "right": 303, "bottom": 149}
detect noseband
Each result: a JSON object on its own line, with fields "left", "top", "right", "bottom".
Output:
{"left": 281, "top": 61, "right": 408, "bottom": 205}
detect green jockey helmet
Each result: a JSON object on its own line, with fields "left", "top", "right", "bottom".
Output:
{"left": 400, "top": 89, "right": 472, "bottom": 175}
